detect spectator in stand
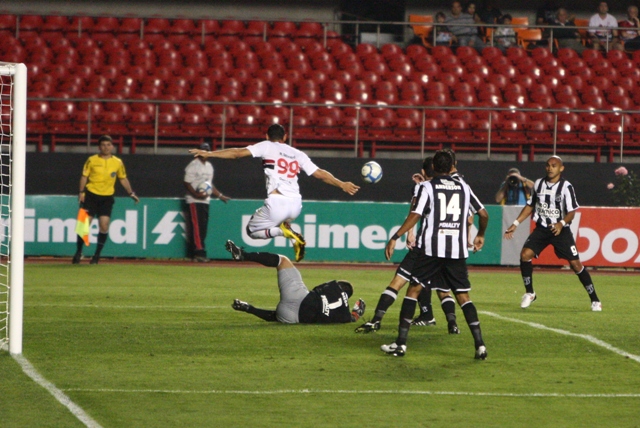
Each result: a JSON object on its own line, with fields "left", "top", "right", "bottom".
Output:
{"left": 536, "top": 0, "right": 561, "bottom": 25}
{"left": 435, "top": 12, "right": 456, "bottom": 45}
{"left": 466, "top": 1, "right": 484, "bottom": 36}
{"left": 552, "top": 8, "right": 586, "bottom": 54}
{"left": 588, "top": 1, "right": 623, "bottom": 51}
{"left": 619, "top": 5, "right": 640, "bottom": 51}
{"left": 478, "top": 0, "right": 502, "bottom": 25}
{"left": 494, "top": 14, "right": 517, "bottom": 52}
{"left": 446, "top": 0, "right": 485, "bottom": 51}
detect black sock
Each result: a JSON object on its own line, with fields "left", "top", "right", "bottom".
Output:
{"left": 461, "top": 301, "right": 484, "bottom": 348}
{"left": 371, "top": 287, "right": 398, "bottom": 323}
{"left": 246, "top": 306, "right": 278, "bottom": 322}
{"left": 75, "top": 236, "right": 84, "bottom": 254}
{"left": 520, "top": 260, "right": 534, "bottom": 294}
{"left": 441, "top": 297, "right": 457, "bottom": 324}
{"left": 417, "top": 287, "right": 434, "bottom": 319}
{"left": 243, "top": 252, "right": 280, "bottom": 267}
{"left": 396, "top": 297, "right": 417, "bottom": 346}
{"left": 94, "top": 232, "right": 108, "bottom": 257}
{"left": 576, "top": 268, "right": 600, "bottom": 302}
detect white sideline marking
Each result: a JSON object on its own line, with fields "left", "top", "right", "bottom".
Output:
{"left": 2, "top": 345, "right": 102, "bottom": 428}
{"left": 61, "top": 388, "right": 640, "bottom": 398}
{"left": 27, "top": 304, "right": 227, "bottom": 310}
{"left": 480, "top": 311, "right": 640, "bottom": 364}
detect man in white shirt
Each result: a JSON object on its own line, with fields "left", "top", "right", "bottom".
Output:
{"left": 189, "top": 124, "right": 360, "bottom": 261}
{"left": 184, "top": 142, "right": 230, "bottom": 262}
{"left": 588, "top": 1, "right": 622, "bottom": 50}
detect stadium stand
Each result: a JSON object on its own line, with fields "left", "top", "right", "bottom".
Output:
{"left": 1, "top": 13, "right": 639, "bottom": 160}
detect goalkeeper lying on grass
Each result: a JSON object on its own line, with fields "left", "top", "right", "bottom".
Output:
{"left": 225, "top": 240, "right": 365, "bottom": 324}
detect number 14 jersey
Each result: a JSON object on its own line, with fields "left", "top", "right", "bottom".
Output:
{"left": 247, "top": 140, "right": 320, "bottom": 198}
{"left": 412, "top": 175, "right": 484, "bottom": 259}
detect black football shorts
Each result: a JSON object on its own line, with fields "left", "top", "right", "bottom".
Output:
{"left": 523, "top": 225, "right": 580, "bottom": 261}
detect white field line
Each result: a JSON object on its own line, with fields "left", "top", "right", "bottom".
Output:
{"left": 0, "top": 344, "right": 102, "bottom": 428}
{"left": 61, "top": 388, "right": 640, "bottom": 398}
{"left": 480, "top": 311, "right": 640, "bottom": 364}
{"left": 26, "top": 304, "right": 227, "bottom": 309}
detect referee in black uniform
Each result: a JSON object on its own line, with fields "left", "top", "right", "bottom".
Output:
{"left": 504, "top": 156, "right": 602, "bottom": 311}
{"left": 380, "top": 150, "right": 489, "bottom": 360}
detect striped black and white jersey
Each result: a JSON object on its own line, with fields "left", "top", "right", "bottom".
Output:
{"left": 412, "top": 175, "right": 483, "bottom": 259}
{"left": 527, "top": 177, "right": 579, "bottom": 228}
{"left": 451, "top": 171, "right": 484, "bottom": 215}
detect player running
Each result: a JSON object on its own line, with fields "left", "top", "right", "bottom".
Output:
{"left": 225, "top": 240, "right": 365, "bottom": 324}
{"left": 189, "top": 124, "right": 359, "bottom": 262}
{"left": 504, "top": 155, "right": 602, "bottom": 311}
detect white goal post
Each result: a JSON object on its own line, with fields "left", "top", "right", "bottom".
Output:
{"left": 0, "top": 62, "right": 27, "bottom": 355}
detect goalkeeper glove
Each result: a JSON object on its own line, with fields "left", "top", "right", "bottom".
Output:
{"left": 351, "top": 298, "right": 366, "bottom": 321}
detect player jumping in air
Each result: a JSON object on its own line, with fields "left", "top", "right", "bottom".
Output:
{"left": 225, "top": 240, "right": 365, "bottom": 324}
{"left": 504, "top": 155, "right": 602, "bottom": 311}
{"left": 189, "top": 124, "right": 359, "bottom": 262}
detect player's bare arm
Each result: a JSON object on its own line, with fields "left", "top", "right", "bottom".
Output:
{"left": 311, "top": 169, "right": 360, "bottom": 195}
{"left": 504, "top": 205, "right": 533, "bottom": 239}
{"left": 385, "top": 212, "right": 421, "bottom": 260}
{"left": 473, "top": 208, "right": 489, "bottom": 251}
{"left": 189, "top": 147, "right": 252, "bottom": 159}
{"left": 550, "top": 210, "right": 576, "bottom": 236}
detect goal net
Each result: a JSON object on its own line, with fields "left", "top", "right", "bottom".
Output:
{"left": 0, "top": 62, "right": 26, "bottom": 355}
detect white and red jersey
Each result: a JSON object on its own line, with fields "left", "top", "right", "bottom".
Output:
{"left": 247, "top": 140, "right": 319, "bottom": 198}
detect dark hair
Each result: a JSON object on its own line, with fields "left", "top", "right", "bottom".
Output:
{"left": 435, "top": 11, "right": 446, "bottom": 20}
{"left": 442, "top": 147, "right": 456, "bottom": 165}
{"left": 422, "top": 156, "right": 434, "bottom": 178}
{"left": 337, "top": 280, "right": 353, "bottom": 298}
{"left": 267, "top": 124, "right": 286, "bottom": 141}
{"left": 433, "top": 150, "right": 454, "bottom": 174}
{"left": 97, "top": 135, "right": 113, "bottom": 144}
{"left": 499, "top": 13, "right": 512, "bottom": 24}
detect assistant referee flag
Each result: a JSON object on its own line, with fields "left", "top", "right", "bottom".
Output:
{"left": 75, "top": 208, "right": 90, "bottom": 246}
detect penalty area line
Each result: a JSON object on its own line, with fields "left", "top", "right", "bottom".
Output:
{"left": 480, "top": 311, "right": 640, "bottom": 364}
{"left": 1, "top": 344, "right": 102, "bottom": 428}
{"left": 60, "top": 388, "right": 640, "bottom": 398}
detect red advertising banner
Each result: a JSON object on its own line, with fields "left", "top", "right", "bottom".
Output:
{"left": 535, "top": 207, "right": 640, "bottom": 267}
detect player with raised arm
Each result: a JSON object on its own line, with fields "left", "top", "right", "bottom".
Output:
{"left": 225, "top": 240, "right": 365, "bottom": 324}
{"left": 504, "top": 156, "right": 602, "bottom": 311}
{"left": 380, "top": 150, "right": 489, "bottom": 359}
{"left": 189, "top": 124, "right": 359, "bottom": 261}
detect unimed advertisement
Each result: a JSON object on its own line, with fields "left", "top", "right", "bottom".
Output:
{"left": 535, "top": 207, "right": 640, "bottom": 267}
{"left": 19, "top": 196, "right": 505, "bottom": 264}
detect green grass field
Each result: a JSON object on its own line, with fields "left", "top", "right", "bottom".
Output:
{"left": 2, "top": 262, "right": 639, "bottom": 428}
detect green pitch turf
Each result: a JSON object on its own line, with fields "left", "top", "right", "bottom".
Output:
{"left": 2, "top": 263, "right": 639, "bottom": 427}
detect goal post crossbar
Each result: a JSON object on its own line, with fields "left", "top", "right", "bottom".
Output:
{"left": 0, "top": 62, "right": 27, "bottom": 355}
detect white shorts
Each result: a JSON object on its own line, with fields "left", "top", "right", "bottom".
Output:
{"left": 247, "top": 193, "right": 302, "bottom": 233}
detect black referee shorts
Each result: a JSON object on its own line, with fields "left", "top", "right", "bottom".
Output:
{"left": 411, "top": 253, "right": 471, "bottom": 294}
{"left": 82, "top": 190, "right": 115, "bottom": 218}
{"left": 523, "top": 225, "right": 580, "bottom": 261}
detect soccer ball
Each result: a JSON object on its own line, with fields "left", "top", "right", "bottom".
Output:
{"left": 196, "top": 181, "right": 213, "bottom": 195}
{"left": 361, "top": 161, "right": 383, "bottom": 184}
